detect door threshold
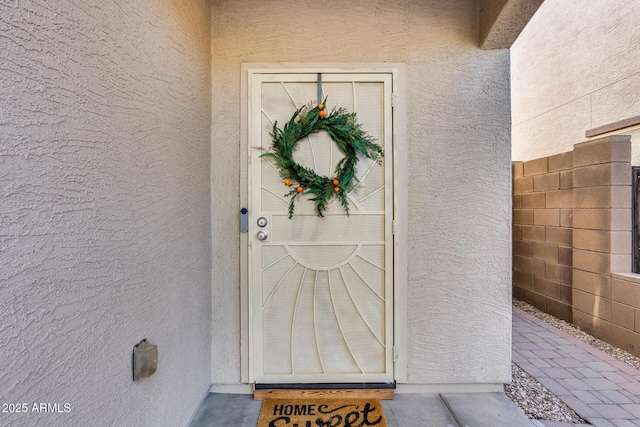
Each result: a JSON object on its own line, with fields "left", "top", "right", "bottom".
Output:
{"left": 253, "top": 382, "right": 396, "bottom": 401}
{"left": 254, "top": 382, "right": 396, "bottom": 390}
{"left": 253, "top": 389, "right": 395, "bottom": 401}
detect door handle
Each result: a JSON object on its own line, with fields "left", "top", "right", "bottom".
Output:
{"left": 257, "top": 230, "right": 268, "bottom": 241}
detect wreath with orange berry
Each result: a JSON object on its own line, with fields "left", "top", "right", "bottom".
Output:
{"left": 260, "top": 98, "right": 384, "bottom": 219}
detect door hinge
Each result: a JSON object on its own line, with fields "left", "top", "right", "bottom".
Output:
{"left": 391, "top": 92, "right": 397, "bottom": 108}
{"left": 392, "top": 220, "right": 397, "bottom": 235}
{"left": 392, "top": 347, "right": 399, "bottom": 361}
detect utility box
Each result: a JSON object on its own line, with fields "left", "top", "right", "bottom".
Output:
{"left": 132, "top": 339, "right": 158, "bottom": 381}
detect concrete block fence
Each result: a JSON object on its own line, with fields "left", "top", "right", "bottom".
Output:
{"left": 513, "top": 135, "right": 640, "bottom": 357}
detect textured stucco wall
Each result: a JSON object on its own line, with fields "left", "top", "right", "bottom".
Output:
{"left": 211, "top": 0, "right": 512, "bottom": 385}
{"left": 1, "top": 1, "right": 212, "bottom": 426}
{"left": 512, "top": 0, "right": 640, "bottom": 161}
{"left": 478, "top": 0, "right": 545, "bottom": 49}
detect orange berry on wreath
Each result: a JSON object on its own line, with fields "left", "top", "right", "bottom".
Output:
{"left": 318, "top": 110, "right": 326, "bottom": 118}
{"left": 283, "top": 179, "right": 292, "bottom": 186}
{"left": 296, "top": 186, "right": 304, "bottom": 193}
{"left": 334, "top": 187, "right": 340, "bottom": 193}
{"left": 318, "top": 103, "right": 324, "bottom": 110}
{"left": 332, "top": 179, "right": 339, "bottom": 186}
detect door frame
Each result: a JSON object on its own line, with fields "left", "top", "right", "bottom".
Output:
{"left": 239, "top": 63, "right": 408, "bottom": 384}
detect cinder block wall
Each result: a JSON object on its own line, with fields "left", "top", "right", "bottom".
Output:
{"left": 513, "top": 151, "right": 574, "bottom": 321}
{"left": 571, "top": 137, "right": 632, "bottom": 344}
{"left": 513, "top": 135, "right": 640, "bottom": 356}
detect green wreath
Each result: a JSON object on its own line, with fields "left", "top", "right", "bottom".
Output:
{"left": 260, "top": 99, "right": 384, "bottom": 219}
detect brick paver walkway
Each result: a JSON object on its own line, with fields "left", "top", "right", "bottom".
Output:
{"left": 514, "top": 306, "right": 640, "bottom": 427}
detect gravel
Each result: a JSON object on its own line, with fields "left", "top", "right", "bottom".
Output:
{"left": 507, "top": 299, "right": 640, "bottom": 423}
{"left": 505, "top": 362, "right": 587, "bottom": 422}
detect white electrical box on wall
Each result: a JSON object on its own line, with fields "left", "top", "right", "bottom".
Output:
{"left": 132, "top": 339, "right": 158, "bottom": 381}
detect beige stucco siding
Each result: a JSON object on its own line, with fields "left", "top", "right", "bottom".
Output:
{"left": 1, "top": 1, "right": 212, "bottom": 425}
{"left": 512, "top": 0, "right": 640, "bottom": 161}
{"left": 211, "top": 0, "right": 512, "bottom": 385}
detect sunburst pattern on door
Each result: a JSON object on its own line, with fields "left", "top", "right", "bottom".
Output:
{"left": 261, "top": 244, "right": 386, "bottom": 375}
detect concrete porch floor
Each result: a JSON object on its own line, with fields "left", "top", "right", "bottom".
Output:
{"left": 188, "top": 392, "right": 537, "bottom": 427}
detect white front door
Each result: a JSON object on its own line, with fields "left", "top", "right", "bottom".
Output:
{"left": 248, "top": 71, "right": 394, "bottom": 384}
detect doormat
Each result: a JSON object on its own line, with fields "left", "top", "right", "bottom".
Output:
{"left": 257, "top": 399, "right": 388, "bottom": 427}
